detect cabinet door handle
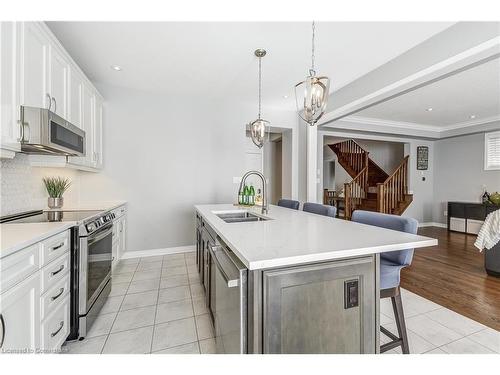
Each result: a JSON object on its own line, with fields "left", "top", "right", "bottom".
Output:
{"left": 0, "top": 314, "right": 5, "bottom": 349}
{"left": 51, "top": 264, "right": 65, "bottom": 277}
{"left": 51, "top": 242, "right": 65, "bottom": 251}
{"left": 51, "top": 97, "right": 57, "bottom": 114}
{"left": 17, "top": 120, "right": 25, "bottom": 142}
{"left": 46, "top": 93, "right": 52, "bottom": 111}
{"left": 51, "top": 287, "right": 65, "bottom": 301}
{"left": 50, "top": 321, "right": 64, "bottom": 337}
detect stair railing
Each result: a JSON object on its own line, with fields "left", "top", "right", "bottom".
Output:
{"left": 377, "top": 156, "right": 409, "bottom": 214}
{"left": 344, "top": 166, "right": 368, "bottom": 220}
{"left": 333, "top": 139, "right": 369, "bottom": 175}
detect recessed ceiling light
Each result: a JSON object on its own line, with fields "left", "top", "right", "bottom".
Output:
{"left": 470, "top": 115, "right": 476, "bottom": 119}
{"left": 110, "top": 65, "right": 122, "bottom": 71}
{"left": 283, "top": 95, "right": 289, "bottom": 99}
{"left": 426, "top": 107, "right": 433, "bottom": 112}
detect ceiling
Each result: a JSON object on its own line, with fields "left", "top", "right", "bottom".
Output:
{"left": 355, "top": 56, "right": 500, "bottom": 129}
{"left": 47, "top": 22, "right": 454, "bottom": 110}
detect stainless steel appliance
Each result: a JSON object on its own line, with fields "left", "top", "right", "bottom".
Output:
{"left": 209, "top": 242, "right": 247, "bottom": 354}
{"left": 19, "top": 106, "right": 85, "bottom": 156}
{"left": 77, "top": 211, "right": 115, "bottom": 338}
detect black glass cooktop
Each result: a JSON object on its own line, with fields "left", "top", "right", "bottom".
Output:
{"left": 0, "top": 210, "right": 103, "bottom": 223}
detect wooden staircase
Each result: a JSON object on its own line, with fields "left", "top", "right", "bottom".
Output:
{"left": 328, "top": 140, "right": 413, "bottom": 219}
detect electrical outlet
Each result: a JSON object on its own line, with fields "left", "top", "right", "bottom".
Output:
{"left": 444, "top": 210, "right": 448, "bottom": 217}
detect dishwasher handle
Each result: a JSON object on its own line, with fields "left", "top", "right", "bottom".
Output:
{"left": 210, "top": 246, "right": 239, "bottom": 288}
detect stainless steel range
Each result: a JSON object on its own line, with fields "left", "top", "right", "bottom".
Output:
{"left": 76, "top": 211, "right": 115, "bottom": 339}
{"left": 1, "top": 208, "right": 117, "bottom": 340}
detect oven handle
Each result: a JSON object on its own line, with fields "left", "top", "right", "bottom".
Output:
{"left": 88, "top": 224, "right": 113, "bottom": 245}
{"left": 210, "top": 246, "right": 239, "bottom": 288}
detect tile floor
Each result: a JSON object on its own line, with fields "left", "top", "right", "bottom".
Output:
{"left": 63, "top": 252, "right": 500, "bottom": 354}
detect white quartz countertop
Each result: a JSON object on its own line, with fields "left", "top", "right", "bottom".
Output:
{"left": 1, "top": 201, "right": 127, "bottom": 258}
{"left": 195, "top": 204, "right": 438, "bottom": 270}
{"left": 1, "top": 222, "right": 75, "bottom": 258}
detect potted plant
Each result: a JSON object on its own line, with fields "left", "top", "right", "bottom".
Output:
{"left": 43, "top": 177, "right": 71, "bottom": 209}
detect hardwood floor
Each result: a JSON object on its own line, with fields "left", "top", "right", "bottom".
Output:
{"left": 401, "top": 226, "right": 500, "bottom": 331}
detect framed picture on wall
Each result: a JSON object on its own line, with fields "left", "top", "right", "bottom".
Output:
{"left": 417, "top": 146, "right": 429, "bottom": 170}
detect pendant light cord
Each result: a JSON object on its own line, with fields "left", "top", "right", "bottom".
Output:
{"left": 311, "top": 21, "right": 315, "bottom": 74}
{"left": 258, "top": 56, "right": 262, "bottom": 119}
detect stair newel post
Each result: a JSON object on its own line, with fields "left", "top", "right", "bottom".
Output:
{"left": 377, "top": 183, "right": 383, "bottom": 213}
{"left": 344, "top": 182, "right": 351, "bottom": 220}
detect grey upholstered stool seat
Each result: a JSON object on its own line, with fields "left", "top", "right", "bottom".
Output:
{"left": 351, "top": 210, "right": 418, "bottom": 354}
{"left": 277, "top": 199, "right": 300, "bottom": 210}
{"left": 303, "top": 202, "right": 337, "bottom": 218}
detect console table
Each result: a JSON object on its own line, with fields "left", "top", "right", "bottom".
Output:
{"left": 448, "top": 201, "right": 499, "bottom": 234}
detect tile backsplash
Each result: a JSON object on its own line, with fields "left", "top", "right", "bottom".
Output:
{"left": 1, "top": 154, "right": 81, "bottom": 216}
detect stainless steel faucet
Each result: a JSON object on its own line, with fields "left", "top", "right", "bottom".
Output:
{"left": 238, "top": 170, "right": 269, "bottom": 215}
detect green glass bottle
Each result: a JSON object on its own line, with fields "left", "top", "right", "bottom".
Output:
{"left": 243, "top": 185, "right": 249, "bottom": 205}
{"left": 249, "top": 184, "right": 255, "bottom": 206}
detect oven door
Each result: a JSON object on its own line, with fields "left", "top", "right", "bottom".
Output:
{"left": 79, "top": 223, "right": 113, "bottom": 315}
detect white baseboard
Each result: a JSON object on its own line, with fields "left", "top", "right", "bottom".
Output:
{"left": 121, "top": 245, "right": 195, "bottom": 259}
{"left": 418, "top": 222, "right": 447, "bottom": 228}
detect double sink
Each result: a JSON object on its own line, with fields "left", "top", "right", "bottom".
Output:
{"left": 215, "top": 211, "right": 271, "bottom": 223}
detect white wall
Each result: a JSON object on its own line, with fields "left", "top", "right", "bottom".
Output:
{"left": 433, "top": 132, "right": 500, "bottom": 224}
{"left": 77, "top": 84, "right": 298, "bottom": 252}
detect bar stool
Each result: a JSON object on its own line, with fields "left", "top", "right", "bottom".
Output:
{"left": 351, "top": 210, "right": 418, "bottom": 354}
{"left": 303, "top": 202, "right": 337, "bottom": 218}
{"left": 277, "top": 199, "right": 300, "bottom": 210}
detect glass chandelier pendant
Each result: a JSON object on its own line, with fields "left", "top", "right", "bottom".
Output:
{"left": 249, "top": 49, "right": 269, "bottom": 149}
{"left": 295, "top": 21, "right": 330, "bottom": 126}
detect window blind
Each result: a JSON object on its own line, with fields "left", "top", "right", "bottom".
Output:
{"left": 485, "top": 131, "right": 500, "bottom": 170}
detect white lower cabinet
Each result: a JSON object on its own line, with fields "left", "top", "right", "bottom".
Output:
{"left": 40, "top": 296, "right": 70, "bottom": 352}
{"left": 0, "top": 272, "right": 41, "bottom": 353}
{"left": 0, "top": 229, "right": 71, "bottom": 354}
{"left": 112, "top": 208, "right": 127, "bottom": 269}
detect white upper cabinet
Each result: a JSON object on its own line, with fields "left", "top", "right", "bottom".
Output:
{"left": 68, "top": 83, "right": 94, "bottom": 168}
{"left": 1, "top": 21, "right": 104, "bottom": 170}
{"left": 19, "top": 22, "right": 50, "bottom": 109}
{"left": 0, "top": 22, "right": 20, "bottom": 157}
{"left": 48, "top": 45, "right": 69, "bottom": 118}
{"left": 93, "top": 96, "right": 103, "bottom": 168}
{"left": 68, "top": 67, "right": 82, "bottom": 129}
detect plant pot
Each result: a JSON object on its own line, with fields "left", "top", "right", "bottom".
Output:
{"left": 48, "top": 197, "right": 64, "bottom": 209}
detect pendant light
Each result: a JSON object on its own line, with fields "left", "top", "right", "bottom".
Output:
{"left": 295, "top": 21, "right": 330, "bottom": 126}
{"left": 249, "top": 49, "right": 269, "bottom": 149}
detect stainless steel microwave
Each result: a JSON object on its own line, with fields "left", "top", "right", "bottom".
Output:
{"left": 19, "top": 106, "right": 85, "bottom": 156}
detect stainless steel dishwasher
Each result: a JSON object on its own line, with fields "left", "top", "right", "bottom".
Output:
{"left": 209, "top": 243, "right": 247, "bottom": 354}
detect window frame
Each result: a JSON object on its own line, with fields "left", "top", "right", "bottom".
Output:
{"left": 484, "top": 131, "right": 500, "bottom": 171}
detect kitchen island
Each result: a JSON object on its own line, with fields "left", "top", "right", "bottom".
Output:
{"left": 194, "top": 204, "right": 437, "bottom": 354}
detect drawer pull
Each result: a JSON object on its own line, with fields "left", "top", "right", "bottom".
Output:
{"left": 51, "top": 288, "right": 65, "bottom": 301}
{"left": 50, "top": 321, "right": 64, "bottom": 337}
{"left": 51, "top": 265, "right": 65, "bottom": 277}
{"left": 51, "top": 242, "right": 65, "bottom": 251}
{"left": 0, "top": 314, "right": 5, "bottom": 349}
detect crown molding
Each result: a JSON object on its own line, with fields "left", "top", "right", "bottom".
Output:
{"left": 340, "top": 115, "right": 442, "bottom": 132}
{"left": 331, "top": 114, "right": 500, "bottom": 138}
{"left": 441, "top": 114, "right": 500, "bottom": 131}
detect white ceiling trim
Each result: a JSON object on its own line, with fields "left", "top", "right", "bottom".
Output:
{"left": 332, "top": 114, "right": 500, "bottom": 138}
{"left": 318, "top": 35, "right": 500, "bottom": 127}
{"left": 440, "top": 114, "right": 500, "bottom": 131}
{"left": 340, "top": 115, "right": 442, "bottom": 132}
